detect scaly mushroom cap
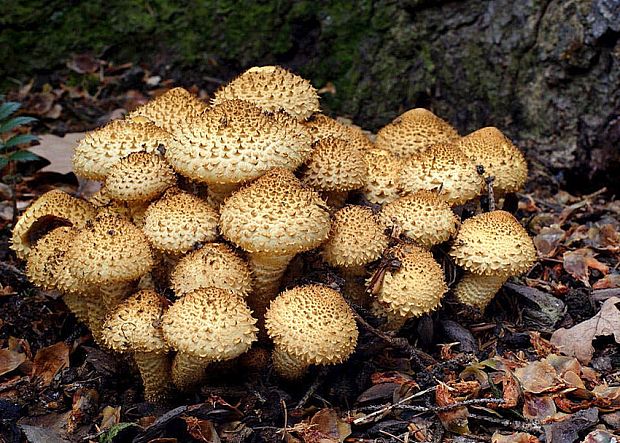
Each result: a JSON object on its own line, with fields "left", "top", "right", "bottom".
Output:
{"left": 162, "top": 287, "right": 258, "bottom": 360}
{"left": 170, "top": 243, "right": 253, "bottom": 298}
{"left": 399, "top": 142, "right": 484, "bottom": 205}
{"left": 88, "top": 187, "right": 131, "bottom": 218}
{"left": 11, "top": 190, "right": 96, "bottom": 260}
{"left": 301, "top": 137, "right": 366, "bottom": 193}
{"left": 303, "top": 114, "right": 374, "bottom": 150}
{"left": 375, "top": 108, "right": 459, "bottom": 157}
{"left": 323, "top": 206, "right": 388, "bottom": 269}
{"left": 165, "top": 100, "right": 313, "bottom": 186}
{"left": 265, "top": 285, "right": 358, "bottom": 365}
{"left": 127, "top": 87, "right": 208, "bottom": 134}
{"left": 449, "top": 210, "right": 537, "bottom": 276}
{"left": 456, "top": 127, "right": 528, "bottom": 194}
{"left": 66, "top": 213, "right": 154, "bottom": 284}
{"left": 73, "top": 120, "right": 173, "bottom": 180}
{"left": 26, "top": 227, "right": 76, "bottom": 291}
{"left": 380, "top": 191, "right": 459, "bottom": 248}
{"left": 373, "top": 245, "right": 447, "bottom": 318}
{"left": 102, "top": 290, "right": 169, "bottom": 354}
{"left": 213, "top": 66, "right": 320, "bottom": 120}
{"left": 105, "top": 152, "right": 177, "bottom": 202}
{"left": 220, "top": 168, "right": 331, "bottom": 255}
{"left": 362, "top": 148, "right": 403, "bottom": 205}
{"left": 142, "top": 188, "right": 219, "bottom": 254}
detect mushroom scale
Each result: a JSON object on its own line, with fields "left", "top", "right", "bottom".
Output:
{"left": 11, "top": 189, "right": 96, "bottom": 261}
{"left": 212, "top": 65, "right": 320, "bottom": 120}
{"left": 456, "top": 127, "right": 528, "bottom": 195}
{"left": 399, "top": 142, "right": 484, "bottom": 206}
{"left": 102, "top": 290, "right": 172, "bottom": 402}
{"left": 303, "top": 114, "right": 374, "bottom": 151}
{"left": 375, "top": 108, "right": 459, "bottom": 157}
{"left": 162, "top": 287, "right": 258, "bottom": 390}
{"left": 264, "top": 285, "right": 358, "bottom": 380}
{"left": 379, "top": 190, "right": 459, "bottom": 248}
{"left": 73, "top": 120, "right": 173, "bottom": 181}
{"left": 361, "top": 148, "right": 403, "bottom": 206}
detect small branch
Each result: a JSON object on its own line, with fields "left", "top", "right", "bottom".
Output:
{"left": 295, "top": 367, "right": 329, "bottom": 409}
{"left": 400, "top": 397, "right": 506, "bottom": 412}
{"left": 485, "top": 176, "right": 496, "bottom": 212}
{"left": 468, "top": 413, "right": 543, "bottom": 433}
{"left": 352, "top": 386, "right": 437, "bottom": 425}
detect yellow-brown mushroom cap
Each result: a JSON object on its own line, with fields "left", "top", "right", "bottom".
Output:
{"left": 127, "top": 87, "right": 209, "bottom": 134}
{"left": 375, "top": 108, "right": 459, "bottom": 157}
{"left": 220, "top": 168, "right": 331, "bottom": 255}
{"left": 265, "top": 285, "right": 358, "bottom": 365}
{"left": 142, "top": 188, "right": 219, "bottom": 254}
{"left": 323, "top": 206, "right": 388, "bottom": 269}
{"left": 11, "top": 190, "right": 96, "bottom": 260}
{"left": 456, "top": 127, "right": 528, "bottom": 194}
{"left": 162, "top": 287, "right": 258, "bottom": 360}
{"left": 73, "top": 120, "right": 173, "bottom": 180}
{"left": 170, "top": 243, "right": 253, "bottom": 298}
{"left": 105, "top": 152, "right": 177, "bottom": 202}
{"left": 212, "top": 65, "right": 320, "bottom": 120}
{"left": 399, "top": 142, "right": 484, "bottom": 205}
{"left": 165, "top": 100, "right": 313, "bottom": 186}
{"left": 303, "top": 114, "right": 374, "bottom": 150}
{"left": 65, "top": 213, "right": 154, "bottom": 284}
{"left": 362, "top": 148, "right": 403, "bottom": 206}
{"left": 301, "top": 137, "right": 366, "bottom": 193}
{"left": 101, "top": 290, "right": 169, "bottom": 354}
{"left": 26, "top": 227, "right": 77, "bottom": 291}
{"left": 449, "top": 210, "right": 537, "bottom": 276}
{"left": 373, "top": 244, "right": 447, "bottom": 318}
{"left": 380, "top": 191, "right": 459, "bottom": 248}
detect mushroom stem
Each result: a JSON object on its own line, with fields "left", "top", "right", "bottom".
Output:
{"left": 247, "top": 252, "right": 294, "bottom": 318}
{"left": 453, "top": 272, "right": 508, "bottom": 310}
{"left": 88, "top": 296, "right": 108, "bottom": 344}
{"left": 207, "top": 183, "right": 240, "bottom": 207}
{"left": 62, "top": 292, "right": 91, "bottom": 326}
{"left": 272, "top": 347, "right": 309, "bottom": 380}
{"left": 134, "top": 351, "right": 173, "bottom": 402}
{"left": 171, "top": 353, "right": 210, "bottom": 391}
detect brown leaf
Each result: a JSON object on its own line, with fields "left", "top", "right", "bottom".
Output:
{"left": 184, "top": 417, "right": 220, "bottom": 443}
{"left": 550, "top": 297, "right": 620, "bottom": 364}
{"left": 533, "top": 226, "right": 565, "bottom": 257}
{"left": 100, "top": 406, "right": 121, "bottom": 430}
{"left": 66, "top": 53, "right": 101, "bottom": 74}
{"left": 592, "top": 384, "right": 620, "bottom": 411}
{"left": 592, "top": 274, "right": 620, "bottom": 289}
{"left": 31, "top": 342, "right": 70, "bottom": 387}
{"left": 497, "top": 371, "right": 521, "bottom": 409}
{"left": 435, "top": 383, "right": 469, "bottom": 435}
{"left": 563, "top": 249, "right": 609, "bottom": 286}
{"left": 300, "top": 409, "right": 351, "bottom": 443}
{"left": 0, "top": 349, "right": 26, "bottom": 376}
{"left": 523, "top": 393, "right": 557, "bottom": 421}
{"left": 580, "top": 429, "right": 618, "bottom": 443}
{"left": 530, "top": 332, "right": 559, "bottom": 358}
{"left": 514, "top": 361, "right": 558, "bottom": 394}
{"left": 492, "top": 431, "right": 541, "bottom": 443}
{"left": 67, "top": 388, "right": 99, "bottom": 434}
{"left": 28, "top": 133, "right": 86, "bottom": 174}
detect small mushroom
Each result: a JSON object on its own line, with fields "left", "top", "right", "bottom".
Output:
{"left": 379, "top": 190, "right": 459, "bottom": 248}
{"left": 449, "top": 210, "right": 537, "bottom": 309}
{"left": 11, "top": 190, "right": 96, "bottom": 260}
{"left": 73, "top": 120, "right": 173, "bottom": 180}
{"left": 303, "top": 114, "right": 374, "bottom": 151}
{"left": 300, "top": 137, "right": 366, "bottom": 208}
{"left": 162, "top": 287, "right": 258, "bottom": 391}
{"left": 104, "top": 152, "right": 177, "bottom": 203}
{"left": 361, "top": 148, "right": 404, "bottom": 206}
{"left": 375, "top": 108, "right": 459, "bottom": 157}
{"left": 264, "top": 285, "right": 358, "bottom": 380}
{"left": 165, "top": 100, "right": 313, "bottom": 205}
{"left": 369, "top": 245, "right": 447, "bottom": 331}
{"left": 456, "top": 127, "right": 528, "bottom": 195}
{"left": 127, "top": 87, "right": 209, "bottom": 135}
{"left": 101, "top": 290, "right": 172, "bottom": 402}
{"left": 170, "top": 243, "right": 253, "bottom": 299}
{"left": 212, "top": 65, "right": 320, "bottom": 120}
{"left": 219, "top": 168, "right": 331, "bottom": 323}
{"left": 399, "top": 142, "right": 484, "bottom": 206}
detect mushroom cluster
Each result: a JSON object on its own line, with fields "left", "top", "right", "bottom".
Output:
{"left": 12, "top": 65, "right": 537, "bottom": 400}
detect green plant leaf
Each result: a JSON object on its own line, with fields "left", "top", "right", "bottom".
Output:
{"left": 0, "top": 157, "right": 8, "bottom": 170}
{"left": 8, "top": 150, "right": 41, "bottom": 162}
{"left": 4, "top": 134, "right": 38, "bottom": 148}
{"left": 0, "top": 116, "right": 37, "bottom": 134}
{"left": 98, "top": 423, "right": 139, "bottom": 443}
{"left": 0, "top": 102, "right": 21, "bottom": 121}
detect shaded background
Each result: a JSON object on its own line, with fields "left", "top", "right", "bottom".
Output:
{"left": 2, "top": 0, "right": 619, "bottom": 191}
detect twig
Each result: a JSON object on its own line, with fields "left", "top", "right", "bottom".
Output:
{"left": 353, "top": 386, "right": 437, "bottom": 425}
{"left": 468, "top": 413, "right": 543, "bottom": 433}
{"left": 296, "top": 367, "right": 329, "bottom": 409}
{"left": 485, "top": 176, "right": 496, "bottom": 212}
{"left": 399, "top": 398, "right": 506, "bottom": 412}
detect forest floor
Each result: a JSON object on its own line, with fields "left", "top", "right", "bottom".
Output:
{"left": 0, "top": 58, "right": 619, "bottom": 443}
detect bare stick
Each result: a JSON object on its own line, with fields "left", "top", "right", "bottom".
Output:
{"left": 485, "top": 175, "right": 496, "bottom": 212}
{"left": 353, "top": 386, "right": 437, "bottom": 425}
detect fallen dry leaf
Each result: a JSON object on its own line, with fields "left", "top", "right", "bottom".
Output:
{"left": 592, "top": 384, "right": 620, "bottom": 411}
{"left": 592, "top": 274, "right": 620, "bottom": 289}
{"left": 514, "top": 360, "right": 558, "bottom": 394}
{"left": 301, "top": 409, "right": 351, "bottom": 443}
{"left": 523, "top": 393, "right": 557, "bottom": 421}
{"left": 550, "top": 297, "right": 620, "bottom": 364}
{"left": 563, "top": 249, "right": 609, "bottom": 286}
{"left": 67, "top": 388, "right": 99, "bottom": 434}
{"left": 100, "top": 406, "right": 121, "bottom": 430}
{"left": 492, "top": 431, "right": 541, "bottom": 443}
{"left": 183, "top": 417, "right": 220, "bottom": 443}
{"left": 31, "top": 342, "right": 70, "bottom": 387}
{"left": 435, "top": 383, "right": 470, "bottom": 435}
{"left": 28, "top": 133, "right": 85, "bottom": 174}
{"left": 0, "top": 348, "right": 26, "bottom": 376}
